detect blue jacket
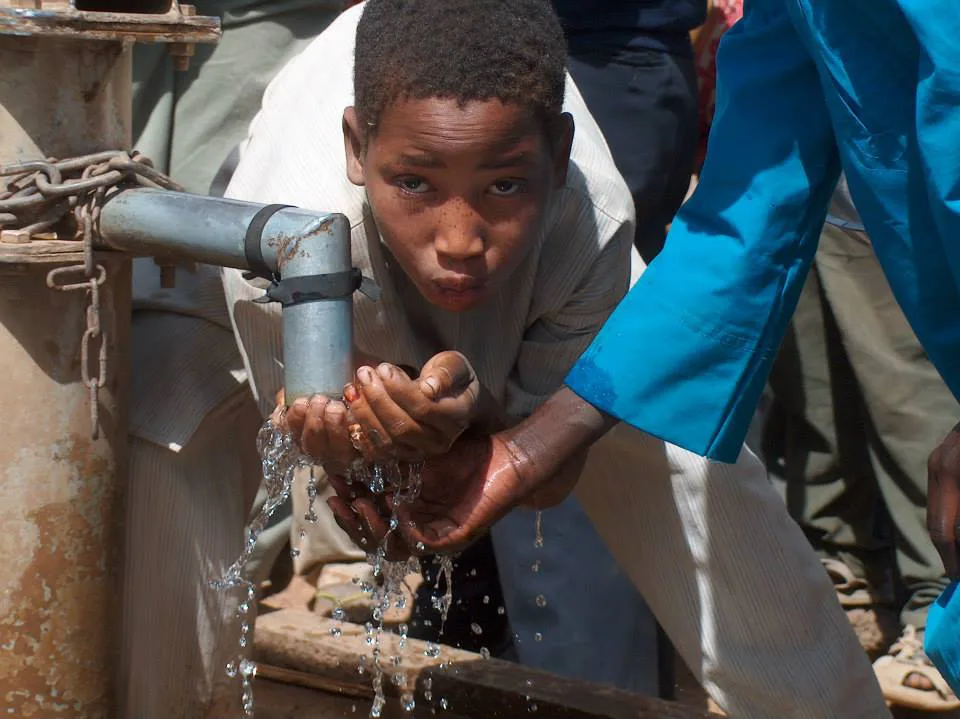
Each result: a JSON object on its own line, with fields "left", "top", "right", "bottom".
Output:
{"left": 566, "top": 0, "right": 960, "bottom": 463}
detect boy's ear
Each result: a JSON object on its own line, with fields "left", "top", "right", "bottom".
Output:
{"left": 343, "top": 106, "right": 366, "bottom": 186}
{"left": 550, "top": 112, "right": 575, "bottom": 189}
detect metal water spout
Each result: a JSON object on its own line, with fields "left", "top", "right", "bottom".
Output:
{"left": 97, "top": 188, "right": 370, "bottom": 402}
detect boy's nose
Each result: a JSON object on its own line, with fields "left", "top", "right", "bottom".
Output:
{"left": 435, "top": 202, "right": 485, "bottom": 261}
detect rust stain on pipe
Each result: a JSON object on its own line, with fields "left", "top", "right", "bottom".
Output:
{"left": 0, "top": 436, "right": 119, "bottom": 717}
{"left": 266, "top": 217, "right": 336, "bottom": 271}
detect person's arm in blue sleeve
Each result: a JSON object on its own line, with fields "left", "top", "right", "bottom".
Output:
{"left": 564, "top": 0, "right": 842, "bottom": 462}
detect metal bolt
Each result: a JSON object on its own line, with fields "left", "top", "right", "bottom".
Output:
{"left": 168, "top": 42, "right": 195, "bottom": 72}
{"left": 159, "top": 264, "right": 177, "bottom": 289}
{"left": 1, "top": 229, "right": 30, "bottom": 245}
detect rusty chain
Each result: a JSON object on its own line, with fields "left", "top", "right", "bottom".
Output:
{"left": 0, "top": 151, "right": 182, "bottom": 439}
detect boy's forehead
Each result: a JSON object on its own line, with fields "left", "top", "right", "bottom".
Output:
{"left": 372, "top": 96, "right": 547, "bottom": 156}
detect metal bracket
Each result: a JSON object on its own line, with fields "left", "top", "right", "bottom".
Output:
{"left": 253, "top": 268, "right": 381, "bottom": 307}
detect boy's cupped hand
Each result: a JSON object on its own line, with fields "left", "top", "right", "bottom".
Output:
{"left": 280, "top": 350, "right": 481, "bottom": 470}
{"left": 343, "top": 350, "right": 480, "bottom": 462}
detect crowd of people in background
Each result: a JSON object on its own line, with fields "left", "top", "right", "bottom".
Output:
{"left": 121, "top": 1, "right": 960, "bottom": 717}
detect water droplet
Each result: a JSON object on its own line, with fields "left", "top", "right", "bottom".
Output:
{"left": 402, "top": 694, "right": 416, "bottom": 712}
{"left": 534, "top": 511, "right": 544, "bottom": 548}
{"left": 529, "top": 703, "right": 539, "bottom": 712}
{"left": 497, "top": 606, "right": 505, "bottom": 615}
{"left": 483, "top": 595, "right": 490, "bottom": 604}
{"left": 470, "top": 622, "right": 483, "bottom": 635}
{"left": 534, "top": 632, "right": 543, "bottom": 642}
{"left": 535, "top": 594, "right": 547, "bottom": 608}
{"left": 416, "top": 541, "right": 426, "bottom": 552}
{"left": 440, "top": 698, "right": 449, "bottom": 710}
{"left": 480, "top": 647, "right": 491, "bottom": 659}
{"left": 424, "top": 642, "right": 441, "bottom": 658}
{"left": 332, "top": 606, "right": 346, "bottom": 621}
{"left": 225, "top": 660, "right": 238, "bottom": 678}
{"left": 329, "top": 626, "right": 342, "bottom": 638}
{"left": 531, "top": 560, "right": 541, "bottom": 573}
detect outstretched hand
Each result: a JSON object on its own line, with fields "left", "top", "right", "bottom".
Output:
{"left": 325, "top": 434, "right": 527, "bottom": 559}
{"left": 324, "top": 387, "right": 615, "bottom": 559}
{"left": 928, "top": 420, "right": 960, "bottom": 579}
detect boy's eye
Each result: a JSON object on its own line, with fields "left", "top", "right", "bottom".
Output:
{"left": 489, "top": 179, "right": 525, "bottom": 197}
{"left": 396, "top": 177, "right": 431, "bottom": 194}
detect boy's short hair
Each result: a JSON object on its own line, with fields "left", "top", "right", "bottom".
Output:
{"left": 354, "top": 0, "right": 567, "bottom": 130}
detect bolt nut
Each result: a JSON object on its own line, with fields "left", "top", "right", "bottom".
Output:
{"left": 168, "top": 42, "right": 195, "bottom": 72}
{"left": 159, "top": 264, "right": 177, "bottom": 289}
{"left": 1, "top": 229, "right": 30, "bottom": 245}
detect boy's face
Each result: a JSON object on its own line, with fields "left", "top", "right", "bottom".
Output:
{"left": 343, "top": 98, "right": 573, "bottom": 312}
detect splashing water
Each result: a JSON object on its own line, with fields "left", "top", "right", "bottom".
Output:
{"left": 217, "top": 416, "right": 461, "bottom": 718}
{"left": 533, "top": 510, "right": 544, "bottom": 549}
{"left": 213, "top": 418, "right": 308, "bottom": 717}
{"left": 346, "top": 458, "right": 430, "bottom": 717}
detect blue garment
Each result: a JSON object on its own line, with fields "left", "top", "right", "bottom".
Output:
{"left": 553, "top": 0, "right": 707, "bottom": 56}
{"left": 926, "top": 582, "right": 960, "bottom": 690}
{"left": 566, "top": 0, "right": 960, "bottom": 464}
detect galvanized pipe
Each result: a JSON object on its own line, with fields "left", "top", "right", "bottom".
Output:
{"left": 99, "top": 187, "right": 354, "bottom": 401}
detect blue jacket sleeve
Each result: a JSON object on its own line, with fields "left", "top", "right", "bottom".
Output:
{"left": 899, "top": 1, "right": 960, "bottom": 291}
{"left": 565, "top": 0, "right": 842, "bottom": 462}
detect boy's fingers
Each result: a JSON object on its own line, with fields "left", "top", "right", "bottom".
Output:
{"left": 378, "top": 371, "right": 464, "bottom": 441}
{"left": 350, "top": 366, "right": 408, "bottom": 457}
{"left": 300, "top": 395, "right": 330, "bottom": 457}
{"left": 323, "top": 399, "right": 357, "bottom": 467}
{"left": 418, "top": 351, "right": 476, "bottom": 401}
{"left": 285, "top": 397, "right": 308, "bottom": 436}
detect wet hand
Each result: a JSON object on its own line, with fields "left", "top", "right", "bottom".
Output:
{"left": 326, "top": 434, "right": 526, "bottom": 559}
{"left": 928, "top": 420, "right": 960, "bottom": 578}
{"left": 275, "top": 389, "right": 357, "bottom": 473}
{"left": 346, "top": 351, "right": 480, "bottom": 462}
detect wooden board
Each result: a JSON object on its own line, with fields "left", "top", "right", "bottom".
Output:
{"left": 255, "top": 609, "right": 715, "bottom": 719}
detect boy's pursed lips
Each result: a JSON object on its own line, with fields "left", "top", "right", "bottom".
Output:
{"left": 433, "top": 275, "right": 486, "bottom": 293}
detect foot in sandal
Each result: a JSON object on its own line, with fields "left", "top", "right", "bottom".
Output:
{"left": 874, "top": 625, "right": 960, "bottom": 711}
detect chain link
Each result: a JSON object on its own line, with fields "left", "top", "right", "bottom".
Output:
{"left": 3, "top": 150, "right": 182, "bottom": 439}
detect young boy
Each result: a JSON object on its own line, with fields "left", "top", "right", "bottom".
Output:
{"left": 223, "top": 1, "right": 889, "bottom": 716}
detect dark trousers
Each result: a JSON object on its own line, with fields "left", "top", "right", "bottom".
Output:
{"left": 764, "top": 224, "right": 956, "bottom": 629}
{"left": 566, "top": 46, "right": 700, "bottom": 263}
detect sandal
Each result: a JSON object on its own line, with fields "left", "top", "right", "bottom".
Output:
{"left": 821, "top": 557, "right": 878, "bottom": 608}
{"left": 874, "top": 625, "right": 960, "bottom": 711}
